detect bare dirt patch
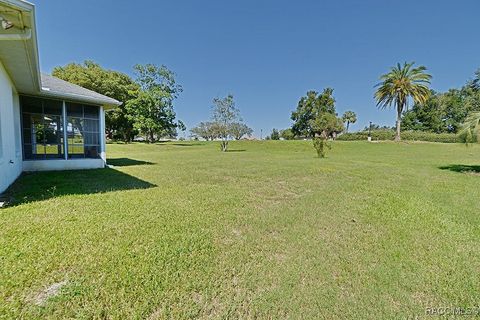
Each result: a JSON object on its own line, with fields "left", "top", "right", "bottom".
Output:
{"left": 27, "top": 280, "right": 68, "bottom": 306}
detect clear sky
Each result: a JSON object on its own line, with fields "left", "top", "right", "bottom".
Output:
{"left": 35, "top": 0, "right": 480, "bottom": 137}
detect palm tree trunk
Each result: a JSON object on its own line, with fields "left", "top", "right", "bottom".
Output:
{"left": 395, "top": 109, "right": 401, "bottom": 141}
{"left": 346, "top": 121, "right": 350, "bottom": 133}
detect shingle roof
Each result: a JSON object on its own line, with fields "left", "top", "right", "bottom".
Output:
{"left": 39, "top": 73, "right": 121, "bottom": 108}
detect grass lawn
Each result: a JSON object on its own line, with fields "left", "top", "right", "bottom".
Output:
{"left": 1, "top": 140, "right": 480, "bottom": 319}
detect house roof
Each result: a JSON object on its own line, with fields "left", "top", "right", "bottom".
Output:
{"left": 40, "top": 74, "right": 121, "bottom": 108}
{"left": 0, "top": 0, "right": 121, "bottom": 108}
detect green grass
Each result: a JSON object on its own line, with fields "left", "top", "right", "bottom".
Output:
{"left": 1, "top": 140, "right": 480, "bottom": 319}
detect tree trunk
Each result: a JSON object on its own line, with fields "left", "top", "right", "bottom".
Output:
{"left": 221, "top": 139, "right": 228, "bottom": 152}
{"left": 395, "top": 109, "right": 401, "bottom": 141}
{"left": 346, "top": 121, "right": 350, "bottom": 133}
{"left": 149, "top": 131, "right": 155, "bottom": 143}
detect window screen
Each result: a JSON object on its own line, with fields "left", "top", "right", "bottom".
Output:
{"left": 66, "top": 103, "right": 101, "bottom": 159}
{"left": 21, "top": 96, "right": 64, "bottom": 160}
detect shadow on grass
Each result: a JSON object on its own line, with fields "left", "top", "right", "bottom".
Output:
{"left": 170, "top": 143, "right": 204, "bottom": 147}
{"left": 4, "top": 168, "right": 156, "bottom": 207}
{"left": 107, "top": 158, "right": 155, "bottom": 167}
{"left": 439, "top": 164, "right": 480, "bottom": 174}
{"left": 225, "top": 149, "right": 246, "bottom": 153}
{"left": 151, "top": 141, "right": 204, "bottom": 147}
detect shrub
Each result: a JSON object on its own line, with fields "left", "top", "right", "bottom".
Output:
{"left": 313, "top": 137, "right": 331, "bottom": 158}
{"left": 337, "top": 130, "right": 468, "bottom": 143}
{"left": 337, "top": 130, "right": 393, "bottom": 141}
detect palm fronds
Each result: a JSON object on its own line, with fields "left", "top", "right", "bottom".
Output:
{"left": 375, "top": 62, "right": 431, "bottom": 110}
{"left": 374, "top": 62, "right": 432, "bottom": 140}
{"left": 459, "top": 111, "right": 480, "bottom": 144}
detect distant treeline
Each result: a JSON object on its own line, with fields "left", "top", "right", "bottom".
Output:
{"left": 401, "top": 70, "right": 480, "bottom": 134}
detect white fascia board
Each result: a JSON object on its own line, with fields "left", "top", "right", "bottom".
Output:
{"left": 25, "top": 2, "right": 41, "bottom": 92}
{"left": 2, "top": 0, "right": 34, "bottom": 11}
{"left": 0, "top": 0, "right": 35, "bottom": 11}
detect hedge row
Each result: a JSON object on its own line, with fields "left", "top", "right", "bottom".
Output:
{"left": 337, "top": 130, "right": 469, "bottom": 143}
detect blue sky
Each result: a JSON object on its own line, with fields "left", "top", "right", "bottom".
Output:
{"left": 35, "top": 0, "right": 480, "bottom": 137}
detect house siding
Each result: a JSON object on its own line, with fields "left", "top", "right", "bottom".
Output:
{"left": 0, "top": 61, "right": 23, "bottom": 193}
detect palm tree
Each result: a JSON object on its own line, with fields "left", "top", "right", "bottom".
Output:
{"left": 459, "top": 111, "right": 480, "bottom": 143}
{"left": 375, "top": 62, "right": 432, "bottom": 141}
{"left": 342, "top": 110, "right": 357, "bottom": 133}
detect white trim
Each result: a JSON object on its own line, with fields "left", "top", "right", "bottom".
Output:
{"left": 99, "top": 106, "right": 106, "bottom": 164}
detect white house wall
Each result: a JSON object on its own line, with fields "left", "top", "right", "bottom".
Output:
{"left": 0, "top": 60, "right": 23, "bottom": 193}
{"left": 22, "top": 158, "right": 105, "bottom": 172}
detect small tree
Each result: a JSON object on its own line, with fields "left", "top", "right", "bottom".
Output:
{"left": 211, "top": 95, "right": 240, "bottom": 151}
{"left": 291, "top": 88, "right": 343, "bottom": 155}
{"left": 190, "top": 121, "right": 219, "bottom": 141}
{"left": 280, "top": 128, "right": 295, "bottom": 140}
{"left": 342, "top": 110, "right": 357, "bottom": 133}
{"left": 270, "top": 128, "right": 280, "bottom": 140}
{"left": 230, "top": 122, "right": 253, "bottom": 140}
{"left": 310, "top": 113, "right": 344, "bottom": 158}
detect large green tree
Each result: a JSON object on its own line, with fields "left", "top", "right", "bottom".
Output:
{"left": 402, "top": 69, "right": 480, "bottom": 133}
{"left": 402, "top": 90, "right": 464, "bottom": 133}
{"left": 291, "top": 88, "right": 336, "bottom": 138}
{"left": 52, "top": 61, "right": 139, "bottom": 142}
{"left": 126, "top": 64, "right": 183, "bottom": 142}
{"left": 375, "top": 62, "right": 432, "bottom": 141}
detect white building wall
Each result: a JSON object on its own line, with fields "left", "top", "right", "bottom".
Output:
{"left": 22, "top": 159, "right": 105, "bottom": 171}
{"left": 0, "top": 61, "right": 23, "bottom": 193}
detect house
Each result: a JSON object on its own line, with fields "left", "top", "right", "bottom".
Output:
{"left": 0, "top": 0, "right": 121, "bottom": 193}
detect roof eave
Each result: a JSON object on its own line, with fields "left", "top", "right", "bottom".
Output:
{"left": 28, "top": 1, "right": 42, "bottom": 92}
{"left": 39, "top": 89, "right": 122, "bottom": 109}
{"left": 3, "top": 0, "right": 35, "bottom": 11}
{"left": 0, "top": 0, "right": 41, "bottom": 93}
